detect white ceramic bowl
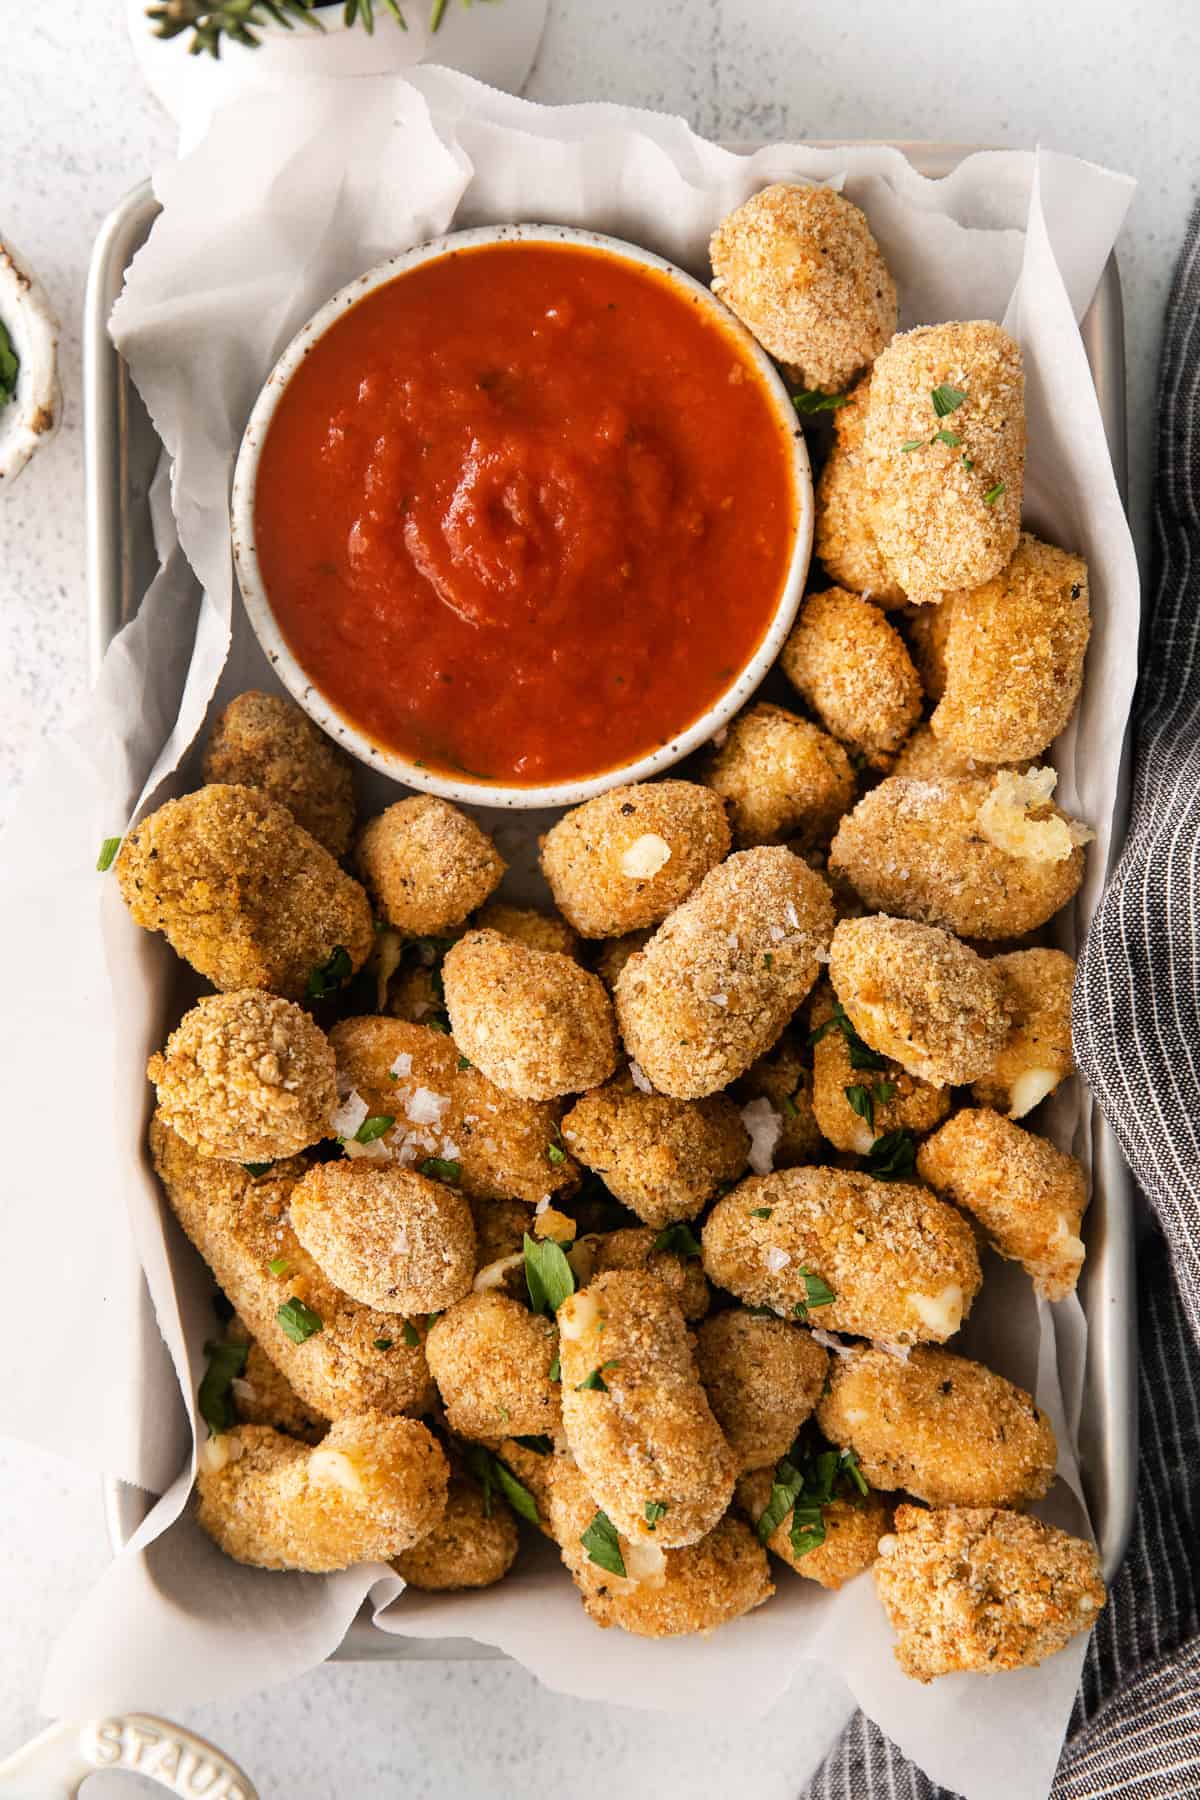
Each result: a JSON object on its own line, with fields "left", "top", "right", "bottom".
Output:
{"left": 231, "top": 223, "right": 813, "bottom": 811}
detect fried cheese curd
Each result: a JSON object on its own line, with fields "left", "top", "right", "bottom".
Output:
{"left": 918, "top": 1108, "right": 1088, "bottom": 1300}
{"left": 147, "top": 991, "right": 337, "bottom": 1164}
{"left": 904, "top": 603, "right": 952, "bottom": 702}
{"left": 227, "top": 1324, "right": 326, "bottom": 1444}
{"left": 593, "top": 931, "right": 652, "bottom": 991}
{"left": 734, "top": 1029, "right": 824, "bottom": 1167}
{"left": 200, "top": 690, "right": 356, "bottom": 858}
{"left": 561, "top": 1072, "right": 748, "bottom": 1229}
{"left": 828, "top": 774, "right": 1086, "bottom": 939}
{"left": 890, "top": 721, "right": 1014, "bottom": 782}
{"left": 328, "top": 1016, "right": 578, "bottom": 1206}
{"left": 694, "top": 1311, "right": 829, "bottom": 1473}
{"left": 737, "top": 1471, "right": 891, "bottom": 1589}
{"left": 558, "top": 1270, "right": 737, "bottom": 1549}
{"left": 474, "top": 901, "right": 580, "bottom": 961}
{"left": 864, "top": 322, "right": 1026, "bottom": 604}
{"left": 150, "top": 1117, "right": 433, "bottom": 1418}
{"left": 808, "top": 983, "right": 948, "bottom": 1154}
{"left": 425, "top": 1291, "right": 562, "bottom": 1440}
{"left": 442, "top": 930, "right": 618, "bottom": 1101}
{"left": 289, "top": 1163, "right": 476, "bottom": 1315}
{"left": 393, "top": 1473, "right": 519, "bottom": 1591}
{"left": 539, "top": 780, "right": 731, "bottom": 938}
{"left": 709, "top": 183, "right": 897, "bottom": 394}
{"left": 589, "top": 1227, "right": 712, "bottom": 1321}
{"left": 549, "top": 1459, "right": 773, "bottom": 1637}
{"left": 704, "top": 702, "right": 855, "bottom": 849}
{"left": 196, "top": 1411, "right": 447, "bottom": 1572}
{"left": 614, "top": 847, "right": 834, "bottom": 1099}
{"left": 781, "top": 587, "right": 923, "bottom": 767}
{"left": 356, "top": 796, "right": 505, "bottom": 936}
{"left": 829, "top": 915, "right": 1013, "bottom": 1087}
{"left": 817, "top": 1346, "right": 1057, "bottom": 1509}
{"left": 874, "top": 1505, "right": 1105, "bottom": 1681}
{"left": 814, "top": 377, "right": 906, "bottom": 606}
{"left": 702, "top": 1168, "right": 981, "bottom": 1346}
{"left": 931, "top": 534, "right": 1091, "bottom": 763}
{"left": 116, "top": 785, "right": 374, "bottom": 999}
{"left": 972, "top": 948, "right": 1076, "bottom": 1117}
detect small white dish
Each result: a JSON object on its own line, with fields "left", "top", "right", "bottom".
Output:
{"left": 230, "top": 223, "right": 814, "bottom": 811}
{"left": 0, "top": 236, "right": 61, "bottom": 492}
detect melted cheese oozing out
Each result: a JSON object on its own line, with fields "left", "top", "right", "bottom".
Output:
{"left": 309, "top": 1448, "right": 365, "bottom": 1496}
{"left": 1050, "top": 1214, "right": 1086, "bottom": 1267}
{"left": 1009, "top": 1066, "right": 1062, "bottom": 1118}
{"left": 472, "top": 1252, "right": 524, "bottom": 1293}
{"left": 559, "top": 1288, "right": 601, "bottom": 1341}
{"left": 620, "top": 833, "right": 672, "bottom": 879}
{"left": 907, "top": 1283, "right": 965, "bottom": 1339}
{"left": 621, "top": 1536, "right": 667, "bottom": 1587}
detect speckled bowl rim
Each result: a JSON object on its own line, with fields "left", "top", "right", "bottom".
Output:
{"left": 230, "top": 223, "right": 814, "bottom": 810}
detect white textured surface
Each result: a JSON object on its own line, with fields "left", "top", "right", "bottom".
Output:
{"left": 1, "top": 1, "right": 1196, "bottom": 1790}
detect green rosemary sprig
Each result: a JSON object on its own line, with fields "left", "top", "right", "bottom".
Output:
{"left": 147, "top": 0, "right": 477, "bottom": 57}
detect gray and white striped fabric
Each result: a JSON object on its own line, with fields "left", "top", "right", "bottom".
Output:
{"left": 804, "top": 204, "right": 1200, "bottom": 1800}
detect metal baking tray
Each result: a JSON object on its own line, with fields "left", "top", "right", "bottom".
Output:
{"left": 85, "top": 156, "right": 1137, "bottom": 1661}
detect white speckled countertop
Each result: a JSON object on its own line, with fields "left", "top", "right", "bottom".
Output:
{"left": 1, "top": 3, "right": 1196, "bottom": 1792}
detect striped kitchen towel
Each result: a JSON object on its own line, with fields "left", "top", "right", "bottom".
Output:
{"left": 804, "top": 202, "right": 1200, "bottom": 1800}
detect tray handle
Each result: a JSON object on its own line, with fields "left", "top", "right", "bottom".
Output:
{"left": 0, "top": 1715, "right": 257, "bottom": 1797}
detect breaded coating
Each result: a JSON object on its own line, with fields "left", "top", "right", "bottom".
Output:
{"left": 590, "top": 1227, "right": 712, "bottom": 1321}
{"left": 808, "top": 983, "right": 949, "bottom": 1154}
{"left": 496, "top": 1438, "right": 574, "bottom": 1536}
{"left": 875, "top": 1505, "right": 1105, "bottom": 1681}
{"left": 470, "top": 1196, "right": 531, "bottom": 1273}
{"left": 891, "top": 722, "right": 1013, "bottom": 782}
{"left": 539, "top": 781, "right": 731, "bottom": 939}
{"left": 147, "top": 991, "right": 337, "bottom": 1164}
{"left": 709, "top": 183, "right": 896, "bottom": 394}
{"left": 828, "top": 774, "right": 1086, "bottom": 939}
{"left": 904, "top": 603, "right": 952, "bottom": 702}
{"left": 561, "top": 1073, "right": 748, "bottom": 1229}
{"left": 917, "top": 1108, "right": 1088, "bottom": 1301}
{"left": 290, "top": 1163, "right": 476, "bottom": 1314}
{"left": 695, "top": 1312, "right": 828, "bottom": 1472}
{"left": 931, "top": 534, "right": 1091, "bottom": 763}
{"left": 151, "top": 1118, "right": 434, "bottom": 1419}
{"left": 393, "top": 1474, "right": 519, "bottom": 1591}
{"left": 704, "top": 703, "right": 856, "bottom": 848}
{"left": 387, "top": 960, "right": 446, "bottom": 1027}
{"left": 734, "top": 1030, "right": 824, "bottom": 1167}
{"left": 552, "top": 1465, "right": 774, "bottom": 1637}
{"left": 737, "top": 1473, "right": 890, "bottom": 1589}
{"left": 196, "top": 1412, "right": 447, "bottom": 1572}
{"left": 474, "top": 901, "right": 580, "bottom": 961}
{"left": 780, "top": 587, "right": 923, "bottom": 768}
{"left": 593, "top": 931, "right": 651, "bottom": 991}
{"left": 228, "top": 1331, "right": 327, "bottom": 1444}
{"left": 116, "top": 785, "right": 374, "bottom": 999}
{"left": 614, "top": 848, "right": 835, "bottom": 1099}
{"left": 442, "top": 931, "right": 618, "bottom": 1101}
{"left": 864, "top": 322, "right": 1025, "bottom": 604}
{"left": 829, "top": 915, "right": 1012, "bottom": 1087}
{"left": 356, "top": 797, "right": 504, "bottom": 936}
{"left": 813, "top": 378, "right": 906, "bottom": 605}
{"left": 425, "top": 1291, "right": 561, "bottom": 1440}
{"left": 817, "top": 1347, "right": 1057, "bottom": 1508}
{"left": 702, "top": 1167, "right": 981, "bottom": 1346}
{"left": 558, "top": 1270, "right": 736, "bottom": 1549}
{"left": 972, "top": 949, "right": 1076, "bottom": 1117}
{"left": 328, "top": 1017, "right": 577, "bottom": 1206}
{"left": 201, "top": 690, "right": 355, "bottom": 857}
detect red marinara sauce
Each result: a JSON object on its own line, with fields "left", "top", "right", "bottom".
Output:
{"left": 253, "top": 241, "right": 799, "bottom": 786}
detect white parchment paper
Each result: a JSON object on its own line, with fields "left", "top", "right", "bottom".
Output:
{"left": 0, "top": 72, "right": 1138, "bottom": 1800}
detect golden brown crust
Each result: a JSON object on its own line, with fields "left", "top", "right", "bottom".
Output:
{"left": 904, "top": 603, "right": 952, "bottom": 702}
{"left": 195, "top": 1412, "right": 448, "bottom": 1572}
{"left": 814, "top": 377, "right": 906, "bottom": 605}
{"left": 781, "top": 587, "right": 923, "bottom": 767}
{"left": 710, "top": 183, "right": 896, "bottom": 394}
{"left": 614, "top": 848, "right": 835, "bottom": 1098}
{"left": 972, "top": 948, "right": 1076, "bottom": 1117}
{"left": 589, "top": 1227, "right": 712, "bottom": 1321}
{"left": 539, "top": 781, "right": 731, "bottom": 938}
{"left": 443, "top": 930, "right": 619, "bottom": 1101}
{"left": 864, "top": 322, "right": 1025, "bottom": 604}
{"left": 558, "top": 1270, "right": 736, "bottom": 1549}
{"left": 734, "top": 1030, "right": 824, "bottom": 1167}
{"left": 561, "top": 1073, "right": 748, "bottom": 1229}
{"left": 817, "top": 1346, "right": 1057, "bottom": 1508}
{"left": 116, "top": 785, "right": 374, "bottom": 999}
{"left": 147, "top": 991, "right": 337, "bottom": 1163}
{"left": 425, "top": 1291, "right": 562, "bottom": 1440}
{"left": 704, "top": 702, "right": 855, "bottom": 848}
{"left": 392, "top": 1474, "right": 519, "bottom": 1590}
{"left": 290, "top": 1162, "right": 476, "bottom": 1314}
{"left": 737, "top": 1472, "right": 890, "bottom": 1589}
{"left": 874, "top": 1505, "right": 1105, "bottom": 1680}
{"left": 593, "top": 932, "right": 652, "bottom": 992}
{"left": 808, "top": 983, "right": 949, "bottom": 1153}
{"left": 891, "top": 721, "right": 1015, "bottom": 781}
{"left": 201, "top": 690, "right": 356, "bottom": 857}
{"left": 227, "top": 1331, "right": 327, "bottom": 1444}
{"left": 829, "top": 915, "right": 1013, "bottom": 1087}
{"left": 474, "top": 902, "right": 580, "bottom": 961}
{"left": 917, "top": 1108, "right": 1088, "bottom": 1300}
{"left": 695, "top": 1311, "right": 828, "bottom": 1472}
{"left": 356, "top": 797, "right": 505, "bottom": 936}
{"left": 701, "top": 1166, "right": 981, "bottom": 1346}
